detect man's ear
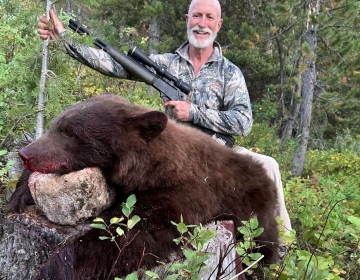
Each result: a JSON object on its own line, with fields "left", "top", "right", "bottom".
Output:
{"left": 124, "top": 111, "right": 168, "bottom": 142}
{"left": 217, "top": 18, "right": 223, "bottom": 32}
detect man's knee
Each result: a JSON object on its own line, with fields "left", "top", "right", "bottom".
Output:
{"left": 234, "top": 146, "right": 280, "bottom": 176}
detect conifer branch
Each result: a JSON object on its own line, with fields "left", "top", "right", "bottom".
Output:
{"left": 318, "top": 35, "right": 347, "bottom": 65}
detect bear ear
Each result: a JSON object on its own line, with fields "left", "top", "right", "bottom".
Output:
{"left": 125, "top": 111, "right": 168, "bottom": 142}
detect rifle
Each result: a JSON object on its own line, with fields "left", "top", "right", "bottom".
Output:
{"left": 68, "top": 19, "right": 235, "bottom": 147}
{"left": 68, "top": 19, "right": 191, "bottom": 102}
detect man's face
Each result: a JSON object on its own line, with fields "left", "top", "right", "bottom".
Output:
{"left": 186, "top": 0, "right": 223, "bottom": 49}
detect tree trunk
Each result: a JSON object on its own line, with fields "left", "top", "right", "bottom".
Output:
{"left": 147, "top": 10, "right": 161, "bottom": 96}
{"left": 281, "top": 80, "right": 302, "bottom": 141}
{"left": 281, "top": 36, "right": 303, "bottom": 142}
{"left": 77, "top": 4, "right": 83, "bottom": 22}
{"left": 149, "top": 14, "right": 160, "bottom": 55}
{"left": 66, "top": 2, "right": 71, "bottom": 15}
{"left": 291, "top": 0, "right": 320, "bottom": 176}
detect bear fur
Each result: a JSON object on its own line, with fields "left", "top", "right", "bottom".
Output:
{"left": 9, "top": 93, "right": 279, "bottom": 279}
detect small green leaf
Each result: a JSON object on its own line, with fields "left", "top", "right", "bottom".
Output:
{"left": 164, "top": 274, "right": 180, "bottom": 280}
{"left": 169, "top": 263, "right": 184, "bottom": 271}
{"left": 122, "top": 203, "right": 131, "bottom": 217}
{"left": 110, "top": 217, "right": 124, "bottom": 224}
{"left": 6, "top": 159, "right": 15, "bottom": 167}
{"left": 195, "top": 229, "right": 217, "bottom": 250}
{"left": 125, "top": 272, "right": 138, "bottom": 280}
{"left": 0, "top": 150, "right": 7, "bottom": 156}
{"left": 348, "top": 216, "right": 360, "bottom": 229}
{"left": 126, "top": 194, "right": 137, "bottom": 208}
{"left": 249, "top": 252, "right": 262, "bottom": 260}
{"left": 116, "top": 227, "right": 124, "bottom": 236}
{"left": 238, "top": 226, "right": 251, "bottom": 236}
{"left": 93, "top": 217, "right": 105, "bottom": 223}
{"left": 269, "top": 264, "right": 278, "bottom": 269}
{"left": 236, "top": 247, "right": 246, "bottom": 256}
{"left": 183, "top": 248, "right": 196, "bottom": 260}
{"left": 145, "top": 271, "right": 159, "bottom": 279}
{"left": 99, "top": 236, "right": 110, "bottom": 240}
{"left": 249, "top": 218, "right": 259, "bottom": 229}
{"left": 252, "top": 228, "right": 264, "bottom": 237}
{"left": 90, "top": 223, "right": 106, "bottom": 230}
{"left": 173, "top": 237, "right": 182, "bottom": 245}
{"left": 127, "top": 215, "right": 141, "bottom": 229}
{"left": 177, "top": 222, "right": 188, "bottom": 234}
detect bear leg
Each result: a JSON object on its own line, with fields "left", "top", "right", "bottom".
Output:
{"left": 9, "top": 169, "right": 35, "bottom": 213}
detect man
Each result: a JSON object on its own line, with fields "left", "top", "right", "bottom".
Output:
{"left": 38, "top": 0, "right": 292, "bottom": 235}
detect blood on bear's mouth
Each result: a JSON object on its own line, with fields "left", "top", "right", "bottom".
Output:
{"left": 19, "top": 151, "right": 71, "bottom": 174}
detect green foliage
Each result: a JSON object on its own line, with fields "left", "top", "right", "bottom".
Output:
{"left": 90, "top": 194, "right": 141, "bottom": 242}
{"left": 251, "top": 86, "right": 279, "bottom": 123}
{"left": 277, "top": 174, "right": 360, "bottom": 279}
{"left": 236, "top": 218, "right": 264, "bottom": 270}
{"left": 277, "top": 147, "right": 360, "bottom": 279}
{"left": 332, "top": 129, "right": 360, "bottom": 154}
{"left": 169, "top": 215, "right": 217, "bottom": 279}
{"left": 304, "top": 148, "right": 360, "bottom": 178}
{"left": 112, "top": 213, "right": 217, "bottom": 280}
{"left": 233, "top": 122, "right": 360, "bottom": 279}
{"left": 0, "top": 150, "right": 15, "bottom": 181}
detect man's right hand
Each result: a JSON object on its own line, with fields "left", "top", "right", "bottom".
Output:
{"left": 37, "top": 8, "right": 65, "bottom": 40}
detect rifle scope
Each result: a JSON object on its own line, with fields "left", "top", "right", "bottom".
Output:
{"left": 128, "top": 46, "right": 192, "bottom": 95}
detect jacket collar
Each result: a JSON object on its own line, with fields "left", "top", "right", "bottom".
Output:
{"left": 175, "top": 41, "right": 223, "bottom": 63}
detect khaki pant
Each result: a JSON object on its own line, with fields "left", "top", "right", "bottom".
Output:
{"left": 233, "top": 146, "right": 292, "bottom": 235}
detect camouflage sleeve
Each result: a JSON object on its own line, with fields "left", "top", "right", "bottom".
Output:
{"left": 58, "top": 30, "right": 129, "bottom": 78}
{"left": 189, "top": 67, "right": 253, "bottom": 137}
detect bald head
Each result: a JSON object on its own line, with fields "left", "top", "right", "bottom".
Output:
{"left": 188, "top": 0, "right": 222, "bottom": 18}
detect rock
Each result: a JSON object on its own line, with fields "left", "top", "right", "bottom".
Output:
{"left": 28, "top": 167, "right": 116, "bottom": 225}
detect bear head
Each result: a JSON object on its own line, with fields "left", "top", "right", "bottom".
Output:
{"left": 19, "top": 94, "right": 168, "bottom": 175}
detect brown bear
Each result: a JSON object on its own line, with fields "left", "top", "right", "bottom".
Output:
{"left": 9, "top": 93, "right": 278, "bottom": 279}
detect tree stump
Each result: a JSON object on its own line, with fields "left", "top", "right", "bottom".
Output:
{"left": 0, "top": 213, "right": 244, "bottom": 279}
{"left": 0, "top": 211, "right": 90, "bottom": 279}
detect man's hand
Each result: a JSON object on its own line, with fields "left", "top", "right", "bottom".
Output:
{"left": 37, "top": 8, "right": 65, "bottom": 40}
{"left": 164, "top": 100, "right": 191, "bottom": 122}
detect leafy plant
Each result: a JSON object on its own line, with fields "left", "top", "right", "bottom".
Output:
{"left": 90, "top": 194, "right": 141, "bottom": 278}
{"left": 169, "top": 215, "right": 217, "bottom": 279}
{"left": 236, "top": 218, "right": 264, "bottom": 270}
{"left": 90, "top": 194, "right": 141, "bottom": 241}
{"left": 0, "top": 149, "right": 15, "bottom": 181}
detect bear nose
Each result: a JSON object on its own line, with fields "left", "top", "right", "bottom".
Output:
{"left": 18, "top": 149, "right": 32, "bottom": 162}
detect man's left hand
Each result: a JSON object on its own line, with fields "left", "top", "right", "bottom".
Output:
{"left": 164, "top": 100, "right": 191, "bottom": 121}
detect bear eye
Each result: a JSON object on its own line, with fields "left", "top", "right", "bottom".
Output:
{"left": 62, "top": 127, "right": 74, "bottom": 138}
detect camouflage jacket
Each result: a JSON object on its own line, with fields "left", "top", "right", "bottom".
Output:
{"left": 59, "top": 31, "right": 253, "bottom": 138}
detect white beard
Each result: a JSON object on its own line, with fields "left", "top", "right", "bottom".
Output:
{"left": 187, "top": 25, "right": 218, "bottom": 49}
